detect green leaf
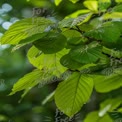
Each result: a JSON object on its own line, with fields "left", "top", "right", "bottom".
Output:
{"left": 0, "top": 17, "right": 53, "bottom": 44}
{"left": 90, "top": 17, "right": 103, "bottom": 29}
{"left": 60, "top": 54, "right": 83, "bottom": 69}
{"left": 69, "top": 0, "right": 79, "bottom": 4}
{"left": 27, "top": 46, "right": 68, "bottom": 77}
{"left": 67, "top": 37, "right": 86, "bottom": 45}
{"left": 9, "top": 69, "right": 43, "bottom": 95}
{"left": 93, "top": 69, "right": 122, "bottom": 93}
{"left": 103, "top": 4, "right": 122, "bottom": 18}
{"left": 62, "top": 29, "right": 81, "bottom": 38}
{"left": 115, "top": 0, "right": 122, "bottom": 3}
{"left": 70, "top": 42, "right": 102, "bottom": 64}
{"left": 110, "top": 112, "right": 122, "bottom": 121}
{"left": 12, "top": 44, "right": 26, "bottom": 52}
{"left": 42, "top": 91, "right": 55, "bottom": 105}
{"left": 19, "top": 89, "right": 31, "bottom": 103}
{"left": 102, "top": 37, "right": 122, "bottom": 50}
{"left": 117, "top": 108, "right": 122, "bottom": 113}
{"left": 103, "top": 12, "right": 122, "bottom": 19}
{"left": 79, "top": 24, "right": 94, "bottom": 32}
{"left": 85, "top": 22, "right": 121, "bottom": 42}
{"left": 62, "top": 29, "right": 87, "bottom": 45}
{"left": 59, "top": 18, "right": 74, "bottom": 28}
{"left": 99, "top": 98, "right": 122, "bottom": 117}
{"left": 65, "top": 9, "right": 91, "bottom": 18}
{"left": 71, "top": 13, "right": 93, "bottom": 27}
{"left": 84, "top": 111, "right": 113, "bottom": 122}
{"left": 102, "top": 46, "right": 122, "bottom": 58}
{"left": 55, "top": 0, "right": 62, "bottom": 6}
{"left": 98, "top": 0, "right": 111, "bottom": 12}
{"left": 0, "top": 115, "right": 8, "bottom": 121}
{"left": 19, "top": 32, "right": 47, "bottom": 44}
{"left": 113, "top": 21, "right": 122, "bottom": 33}
{"left": 55, "top": 72, "right": 93, "bottom": 117}
{"left": 33, "top": 32, "right": 67, "bottom": 54}
{"left": 112, "top": 4, "right": 122, "bottom": 12}
{"left": 27, "top": 46, "right": 42, "bottom": 69}
{"left": 78, "top": 63, "right": 97, "bottom": 71}
{"left": 83, "top": 0, "right": 98, "bottom": 12}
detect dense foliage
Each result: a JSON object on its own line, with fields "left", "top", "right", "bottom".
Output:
{"left": 1, "top": 0, "right": 122, "bottom": 121}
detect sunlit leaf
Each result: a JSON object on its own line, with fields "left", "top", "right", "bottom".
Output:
{"left": 0, "top": 17, "right": 53, "bottom": 44}
{"left": 9, "top": 69, "right": 44, "bottom": 95}
{"left": 103, "top": 12, "right": 122, "bottom": 19}
{"left": 115, "top": 0, "right": 122, "bottom": 3}
{"left": 65, "top": 9, "right": 90, "bottom": 18}
{"left": 69, "top": 0, "right": 79, "bottom": 4}
{"left": 55, "top": 0, "right": 62, "bottom": 6}
{"left": 83, "top": 0, "right": 98, "bottom": 12}
{"left": 55, "top": 72, "right": 93, "bottom": 117}
{"left": 27, "top": 46, "right": 69, "bottom": 77}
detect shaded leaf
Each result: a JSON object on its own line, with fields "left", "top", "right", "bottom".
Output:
{"left": 85, "top": 22, "right": 121, "bottom": 42}
{"left": 112, "top": 4, "right": 122, "bottom": 12}
{"left": 33, "top": 32, "right": 67, "bottom": 54}
{"left": 98, "top": 0, "right": 111, "bottom": 12}
{"left": 19, "top": 32, "right": 47, "bottom": 44}
{"left": 70, "top": 42, "right": 102, "bottom": 64}
{"left": 62, "top": 29, "right": 81, "bottom": 38}
{"left": 60, "top": 54, "right": 83, "bottom": 69}
{"left": 42, "top": 91, "right": 55, "bottom": 105}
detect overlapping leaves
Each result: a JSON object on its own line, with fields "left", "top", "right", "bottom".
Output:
{"left": 33, "top": 32, "right": 67, "bottom": 54}
{"left": 85, "top": 22, "right": 121, "bottom": 43}
{"left": 93, "top": 68, "right": 122, "bottom": 93}
{"left": 27, "top": 46, "right": 68, "bottom": 77}
{"left": 1, "top": 0, "right": 122, "bottom": 120}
